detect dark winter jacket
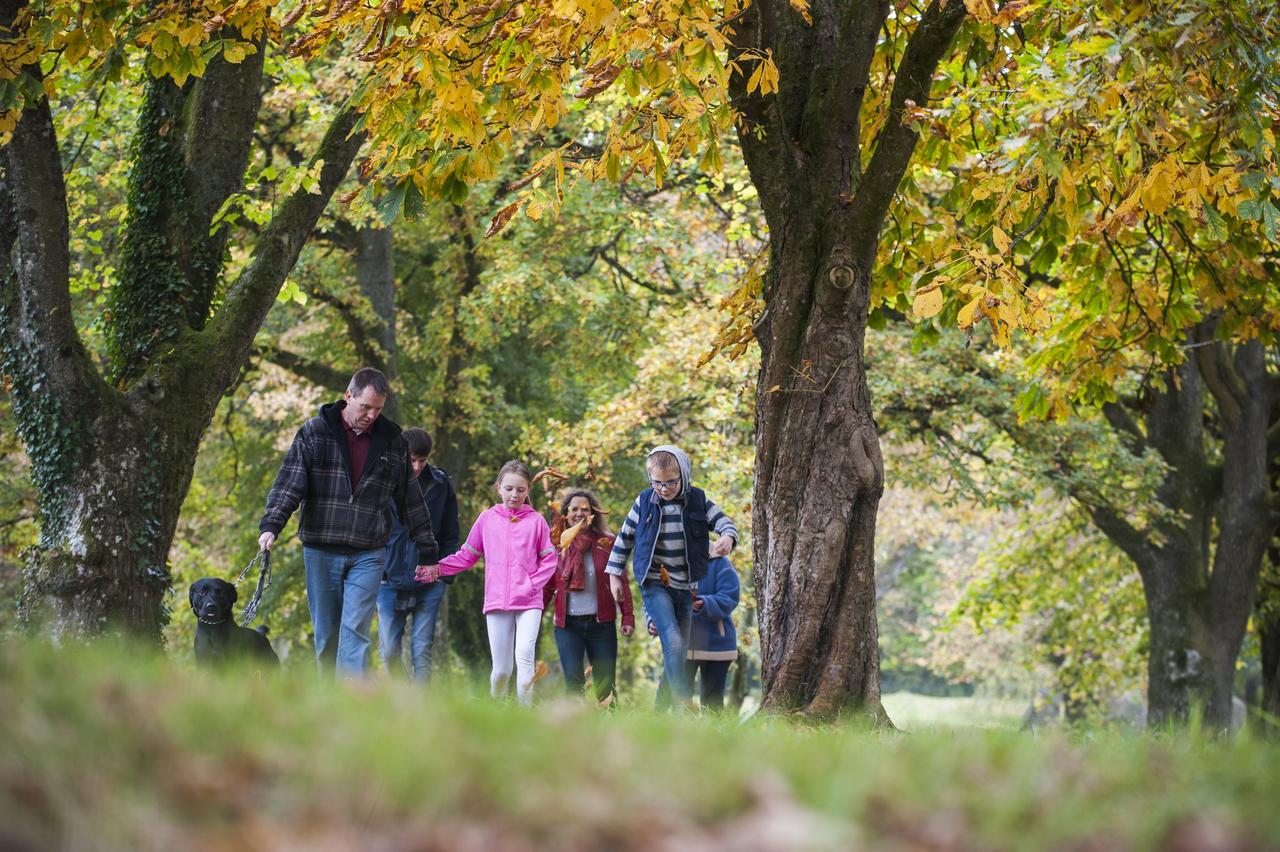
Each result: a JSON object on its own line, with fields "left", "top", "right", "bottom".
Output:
{"left": 385, "top": 464, "right": 461, "bottom": 591}
{"left": 259, "top": 402, "right": 438, "bottom": 563}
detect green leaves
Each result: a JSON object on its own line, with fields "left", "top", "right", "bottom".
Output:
{"left": 888, "top": 0, "right": 1280, "bottom": 410}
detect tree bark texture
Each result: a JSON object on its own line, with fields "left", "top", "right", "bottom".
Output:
{"left": 0, "top": 39, "right": 366, "bottom": 638}
{"left": 731, "top": 0, "right": 967, "bottom": 718}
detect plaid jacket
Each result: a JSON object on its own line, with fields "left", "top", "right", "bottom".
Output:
{"left": 259, "top": 402, "right": 438, "bottom": 563}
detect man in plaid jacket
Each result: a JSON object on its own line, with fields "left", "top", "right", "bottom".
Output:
{"left": 258, "top": 368, "right": 438, "bottom": 675}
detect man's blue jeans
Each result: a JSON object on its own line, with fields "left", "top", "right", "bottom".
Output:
{"left": 378, "top": 581, "right": 448, "bottom": 681}
{"left": 640, "top": 580, "right": 694, "bottom": 703}
{"left": 303, "top": 546, "right": 385, "bottom": 676}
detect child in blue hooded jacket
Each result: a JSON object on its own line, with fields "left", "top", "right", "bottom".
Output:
{"left": 606, "top": 445, "right": 737, "bottom": 705}
{"left": 651, "top": 555, "right": 741, "bottom": 711}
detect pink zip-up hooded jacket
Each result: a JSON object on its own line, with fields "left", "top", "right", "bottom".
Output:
{"left": 438, "top": 503, "right": 558, "bottom": 613}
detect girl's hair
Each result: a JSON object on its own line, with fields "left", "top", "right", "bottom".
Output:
{"left": 559, "top": 488, "right": 610, "bottom": 536}
{"left": 494, "top": 460, "right": 533, "bottom": 489}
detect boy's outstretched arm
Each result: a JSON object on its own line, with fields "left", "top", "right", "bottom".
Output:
{"left": 705, "top": 498, "right": 738, "bottom": 557}
{"left": 604, "top": 497, "right": 642, "bottom": 577}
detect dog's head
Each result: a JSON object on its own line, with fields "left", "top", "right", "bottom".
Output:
{"left": 189, "top": 577, "right": 237, "bottom": 624}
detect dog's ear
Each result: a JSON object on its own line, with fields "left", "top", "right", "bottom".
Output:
{"left": 221, "top": 579, "right": 238, "bottom": 603}
{"left": 189, "top": 582, "right": 199, "bottom": 609}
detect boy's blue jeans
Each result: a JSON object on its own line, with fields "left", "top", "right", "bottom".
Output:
{"left": 377, "top": 581, "right": 448, "bottom": 681}
{"left": 303, "top": 545, "right": 385, "bottom": 676}
{"left": 640, "top": 580, "right": 695, "bottom": 703}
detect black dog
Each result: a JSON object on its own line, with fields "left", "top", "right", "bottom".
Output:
{"left": 190, "top": 577, "right": 279, "bottom": 667}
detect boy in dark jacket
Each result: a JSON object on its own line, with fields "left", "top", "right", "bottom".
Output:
{"left": 377, "top": 428, "right": 461, "bottom": 681}
{"left": 258, "top": 368, "right": 438, "bottom": 676}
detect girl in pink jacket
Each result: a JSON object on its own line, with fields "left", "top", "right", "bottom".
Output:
{"left": 417, "top": 460, "right": 557, "bottom": 704}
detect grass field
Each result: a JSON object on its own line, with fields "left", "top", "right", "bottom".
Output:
{"left": 2, "top": 641, "right": 1277, "bottom": 851}
{"left": 881, "top": 692, "right": 1027, "bottom": 731}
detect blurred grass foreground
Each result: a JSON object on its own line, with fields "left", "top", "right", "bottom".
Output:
{"left": 2, "top": 640, "right": 1278, "bottom": 852}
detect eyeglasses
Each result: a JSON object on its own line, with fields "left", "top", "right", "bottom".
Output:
{"left": 650, "top": 478, "right": 680, "bottom": 490}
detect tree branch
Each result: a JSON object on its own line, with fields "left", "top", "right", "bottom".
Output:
{"left": 729, "top": 0, "right": 796, "bottom": 222}
{"left": 305, "top": 287, "right": 385, "bottom": 370}
{"left": 1101, "top": 400, "right": 1145, "bottom": 457}
{"left": 849, "top": 0, "right": 967, "bottom": 245}
{"left": 0, "top": 71, "right": 106, "bottom": 405}
{"left": 1086, "top": 500, "right": 1157, "bottom": 570}
{"left": 256, "top": 344, "right": 350, "bottom": 393}
{"left": 183, "top": 34, "right": 266, "bottom": 263}
{"left": 197, "top": 103, "right": 366, "bottom": 395}
{"left": 1195, "top": 336, "right": 1246, "bottom": 427}
{"left": 599, "top": 251, "right": 680, "bottom": 296}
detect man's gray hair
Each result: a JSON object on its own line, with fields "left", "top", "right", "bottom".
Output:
{"left": 348, "top": 367, "right": 391, "bottom": 398}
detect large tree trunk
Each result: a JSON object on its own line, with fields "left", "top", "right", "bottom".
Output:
{"left": 1, "top": 34, "right": 366, "bottom": 638}
{"left": 750, "top": 219, "right": 887, "bottom": 718}
{"left": 731, "top": 0, "right": 967, "bottom": 718}
{"left": 1197, "top": 340, "right": 1274, "bottom": 726}
{"left": 1139, "top": 552, "right": 1214, "bottom": 728}
{"left": 1092, "top": 341, "right": 1277, "bottom": 729}
{"left": 20, "top": 389, "right": 216, "bottom": 639}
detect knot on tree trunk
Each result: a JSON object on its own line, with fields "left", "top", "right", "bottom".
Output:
{"left": 825, "top": 246, "right": 858, "bottom": 291}
{"left": 1166, "top": 648, "right": 1203, "bottom": 684}
{"left": 818, "top": 245, "right": 869, "bottom": 315}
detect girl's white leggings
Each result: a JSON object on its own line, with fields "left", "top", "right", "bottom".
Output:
{"left": 486, "top": 609, "right": 542, "bottom": 704}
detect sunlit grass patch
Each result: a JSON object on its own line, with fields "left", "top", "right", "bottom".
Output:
{"left": 881, "top": 691, "right": 1026, "bottom": 731}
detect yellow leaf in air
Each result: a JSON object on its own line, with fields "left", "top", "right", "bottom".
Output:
{"left": 789, "top": 0, "right": 812, "bottom": 25}
{"left": 957, "top": 295, "right": 982, "bottom": 329}
{"left": 913, "top": 286, "right": 944, "bottom": 319}
{"left": 559, "top": 517, "right": 587, "bottom": 552}
{"left": 532, "top": 660, "right": 550, "bottom": 684}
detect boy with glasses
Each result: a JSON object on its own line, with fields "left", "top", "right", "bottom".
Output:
{"left": 606, "top": 445, "right": 737, "bottom": 706}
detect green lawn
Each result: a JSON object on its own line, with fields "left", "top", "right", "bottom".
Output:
{"left": 2, "top": 641, "right": 1276, "bottom": 851}
{"left": 882, "top": 691, "right": 1027, "bottom": 730}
